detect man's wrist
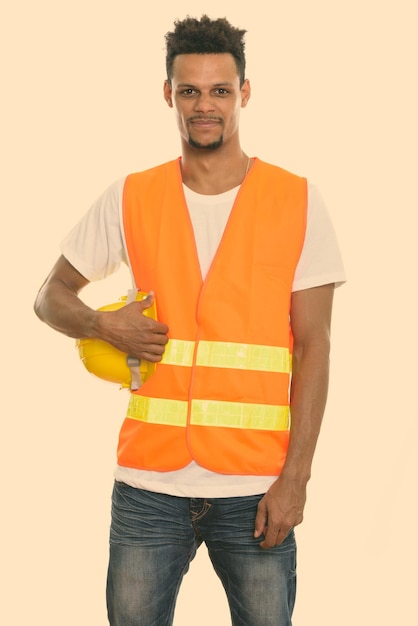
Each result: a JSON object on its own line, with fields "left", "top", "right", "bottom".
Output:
{"left": 279, "top": 464, "right": 311, "bottom": 486}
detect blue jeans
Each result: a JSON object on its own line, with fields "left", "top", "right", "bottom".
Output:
{"left": 107, "top": 481, "right": 297, "bottom": 626}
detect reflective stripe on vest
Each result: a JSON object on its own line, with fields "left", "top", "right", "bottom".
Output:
{"left": 161, "top": 339, "right": 291, "bottom": 373}
{"left": 127, "top": 394, "right": 290, "bottom": 431}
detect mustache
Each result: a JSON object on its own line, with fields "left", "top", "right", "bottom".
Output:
{"left": 187, "top": 116, "right": 223, "bottom": 123}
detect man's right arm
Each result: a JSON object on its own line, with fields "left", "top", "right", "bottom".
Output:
{"left": 34, "top": 255, "right": 169, "bottom": 362}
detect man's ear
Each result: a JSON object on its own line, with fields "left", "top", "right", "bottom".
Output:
{"left": 241, "top": 79, "right": 251, "bottom": 108}
{"left": 163, "top": 80, "right": 173, "bottom": 107}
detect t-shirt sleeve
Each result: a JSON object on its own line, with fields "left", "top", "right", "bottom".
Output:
{"left": 60, "top": 177, "right": 127, "bottom": 281}
{"left": 292, "top": 183, "right": 346, "bottom": 291}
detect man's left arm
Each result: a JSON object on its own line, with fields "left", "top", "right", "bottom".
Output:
{"left": 254, "top": 283, "right": 335, "bottom": 549}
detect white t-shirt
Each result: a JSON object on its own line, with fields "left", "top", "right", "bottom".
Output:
{"left": 61, "top": 166, "right": 346, "bottom": 497}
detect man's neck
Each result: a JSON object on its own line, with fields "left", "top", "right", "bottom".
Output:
{"left": 180, "top": 148, "right": 252, "bottom": 195}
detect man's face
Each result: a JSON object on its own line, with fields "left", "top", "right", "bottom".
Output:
{"left": 164, "top": 53, "right": 250, "bottom": 151}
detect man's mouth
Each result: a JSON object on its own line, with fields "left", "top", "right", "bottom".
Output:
{"left": 188, "top": 117, "right": 222, "bottom": 127}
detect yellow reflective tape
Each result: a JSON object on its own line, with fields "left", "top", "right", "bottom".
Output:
{"left": 160, "top": 339, "right": 195, "bottom": 367}
{"left": 157, "top": 339, "right": 291, "bottom": 372}
{"left": 190, "top": 400, "right": 290, "bottom": 431}
{"left": 196, "top": 341, "right": 291, "bottom": 373}
{"left": 126, "top": 395, "right": 289, "bottom": 431}
{"left": 126, "top": 395, "right": 187, "bottom": 427}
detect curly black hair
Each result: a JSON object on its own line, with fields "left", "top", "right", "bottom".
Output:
{"left": 165, "top": 15, "right": 247, "bottom": 86}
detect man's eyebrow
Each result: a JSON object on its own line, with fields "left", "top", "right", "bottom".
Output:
{"left": 175, "top": 82, "right": 235, "bottom": 88}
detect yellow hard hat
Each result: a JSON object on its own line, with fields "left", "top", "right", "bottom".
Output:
{"left": 76, "top": 291, "right": 157, "bottom": 390}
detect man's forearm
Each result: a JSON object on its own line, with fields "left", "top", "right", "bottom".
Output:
{"left": 281, "top": 337, "right": 330, "bottom": 484}
{"left": 34, "top": 279, "right": 98, "bottom": 339}
{"left": 34, "top": 256, "right": 169, "bottom": 361}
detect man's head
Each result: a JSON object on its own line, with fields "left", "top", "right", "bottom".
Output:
{"left": 165, "top": 15, "right": 247, "bottom": 87}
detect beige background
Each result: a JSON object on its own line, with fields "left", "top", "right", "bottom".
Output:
{"left": 2, "top": 0, "right": 417, "bottom": 624}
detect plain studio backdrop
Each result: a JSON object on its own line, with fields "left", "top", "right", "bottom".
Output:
{"left": 1, "top": 1, "right": 416, "bottom": 624}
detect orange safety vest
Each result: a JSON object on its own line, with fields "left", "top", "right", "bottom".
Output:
{"left": 118, "top": 157, "right": 307, "bottom": 475}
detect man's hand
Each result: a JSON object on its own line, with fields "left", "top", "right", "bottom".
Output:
{"left": 95, "top": 293, "right": 169, "bottom": 362}
{"left": 254, "top": 475, "right": 306, "bottom": 549}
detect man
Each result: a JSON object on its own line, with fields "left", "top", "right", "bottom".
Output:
{"left": 34, "top": 15, "right": 345, "bottom": 626}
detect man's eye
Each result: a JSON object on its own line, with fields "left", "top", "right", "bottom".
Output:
{"left": 181, "top": 89, "right": 196, "bottom": 96}
{"left": 214, "top": 88, "right": 229, "bottom": 95}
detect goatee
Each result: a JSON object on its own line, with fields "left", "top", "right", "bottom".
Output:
{"left": 188, "top": 135, "right": 224, "bottom": 150}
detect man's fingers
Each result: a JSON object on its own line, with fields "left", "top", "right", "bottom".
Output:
{"left": 254, "top": 503, "right": 267, "bottom": 539}
{"left": 138, "top": 291, "right": 155, "bottom": 311}
{"left": 259, "top": 524, "right": 290, "bottom": 549}
{"left": 255, "top": 495, "right": 294, "bottom": 549}
{"left": 141, "top": 344, "right": 168, "bottom": 362}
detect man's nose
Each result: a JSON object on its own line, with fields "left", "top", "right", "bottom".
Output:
{"left": 193, "top": 93, "right": 216, "bottom": 113}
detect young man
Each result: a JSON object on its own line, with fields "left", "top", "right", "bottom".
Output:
{"left": 34, "top": 15, "right": 345, "bottom": 626}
